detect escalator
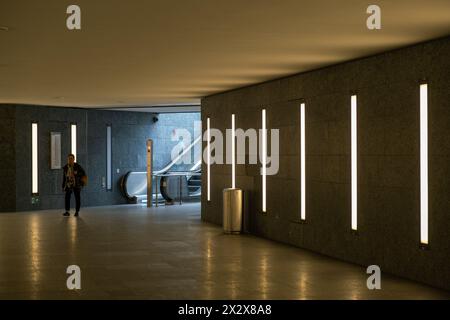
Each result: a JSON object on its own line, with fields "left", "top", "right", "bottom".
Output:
{"left": 120, "top": 136, "right": 202, "bottom": 204}
{"left": 187, "top": 173, "right": 201, "bottom": 197}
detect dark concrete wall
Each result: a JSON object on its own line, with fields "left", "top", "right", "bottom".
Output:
{"left": 13, "top": 106, "right": 154, "bottom": 211}
{"left": 84, "top": 110, "right": 154, "bottom": 207}
{"left": 201, "top": 37, "right": 450, "bottom": 290}
{"left": 0, "top": 104, "right": 199, "bottom": 211}
{"left": 0, "top": 106, "right": 16, "bottom": 212}
{"left": 15, "top": 106, "right": 88, "bottom": 211}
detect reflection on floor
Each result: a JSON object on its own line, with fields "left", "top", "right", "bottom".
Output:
{"left": 0, "top": 203, "right": 448, "bottom": 299}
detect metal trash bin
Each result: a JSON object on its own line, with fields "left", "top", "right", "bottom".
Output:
{"left": 223, "top": 188, "right": 243, "bottom": 234}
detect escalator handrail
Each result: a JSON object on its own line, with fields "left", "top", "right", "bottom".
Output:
{"left": 120, "top": 171, "right": 138, "bottom": 202}
{"left": 153, "top": 135, "right": 202, "bottom": 175}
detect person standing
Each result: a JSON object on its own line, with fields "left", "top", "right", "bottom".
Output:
{"left": 62, "top": 154, "right": 86, "bottom": 217}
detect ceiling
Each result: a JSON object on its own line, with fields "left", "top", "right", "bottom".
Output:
{"left": 0, "top": 0, "right": 449, "bottom": 110}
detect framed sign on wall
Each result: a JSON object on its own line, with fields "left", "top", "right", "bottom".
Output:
{"left": 50, "top": 132, "right": 62, "bottom": 169}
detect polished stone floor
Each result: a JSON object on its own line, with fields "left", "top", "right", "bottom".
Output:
{"left": 0, "top": 203, "right": 449, "bottom": 300}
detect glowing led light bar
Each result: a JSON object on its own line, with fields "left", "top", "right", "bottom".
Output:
{"left": 207, "top": 117, "right": 211, "bottom": 201}
{"left": 300, "top": 103, "right": 306, "bottom": 221}
{"left": 71, "top": 124, "right": 77, "bottom": 160}
{"left": 351, "top": 95, "right": 357, "bottom": 231}
{"left": 106, "top": 125, "right": 112, "bottom": 191}
{"left": 420, "top": 83, "right": 428, "bottom": 245}
{"left": 32, "top": 123, "right": 38, "bottom": 194}
{"left": 231, "top": 114, "right": 236, "bottom": 189}
{"left": 262, "top": 109, "right": 267, "bottom": 213}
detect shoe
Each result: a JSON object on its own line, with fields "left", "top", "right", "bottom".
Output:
{"left": 74, "top": 212, "right": 79, "bottom": 217}
{"left": 63, "top": 212, "right": 70, "bottom": 216}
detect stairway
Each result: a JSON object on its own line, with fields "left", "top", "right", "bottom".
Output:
{"left": 187, "top": 173, "right": 201, "bottom": 197}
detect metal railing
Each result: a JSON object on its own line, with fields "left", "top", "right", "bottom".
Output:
{"left": 120, "top": 170, "right": 201, "bottom": 204}
{"left": 153, "top": 171, "right": 201, "bottom": 206}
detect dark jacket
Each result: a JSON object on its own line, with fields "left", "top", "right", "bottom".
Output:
{"left": 62, "top": 163, "right": 86, "bottom": 190}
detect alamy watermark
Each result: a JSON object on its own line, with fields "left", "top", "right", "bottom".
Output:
{"left": 66, "top": 5, "right": 81, "bottom": 30}
{"left": 66, "top": 4, "right": 381, "bottom": 32}
{"left": 170, "top": 121, "right": 280, "bottom": 175}
{"left": 66, "top": 265, "right": 81, "bottom": 290}
{"left": 366, "top": 5, "right": 381, "bottom": 30}
{"left": 366, "top": 265, "right": 381, "bottom": 290}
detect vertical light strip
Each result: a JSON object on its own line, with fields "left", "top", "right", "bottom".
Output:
{"left": 106, "top": 125, "right": 112, "bottom": 191}
{"left": 231, "top": 114, "right": 236, "bottom": 189}
{"left": 71, "top": 124, "right": 77, "bottom": 160}
{"left": 32, "top": 123, "right": 38, "bottom": 194}
{"left": 207, "top": 117, "right": 211, "bottom": 201}
{"left": 262, "top": 109, "right": 267, "bottom": 213}
{"left": 351, "top": 95, "right": 358, "bottom": 231}
{"left": 300, "top": 103, "right": 306, "bottom": 221}
{"left": 420, "top": 84, "right": 428, "bottom": 245}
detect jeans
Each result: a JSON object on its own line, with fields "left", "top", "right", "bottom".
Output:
{"left": 65, "top": 188, "right": 81, "bottom": 212}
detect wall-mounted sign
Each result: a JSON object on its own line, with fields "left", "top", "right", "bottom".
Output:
{"left": 50, "top": 132, "right": 62, "bottom": 169}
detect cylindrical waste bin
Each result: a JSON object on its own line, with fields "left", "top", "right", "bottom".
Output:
{"left": 223, "top": 188, "right": 243, "bottom": 234}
